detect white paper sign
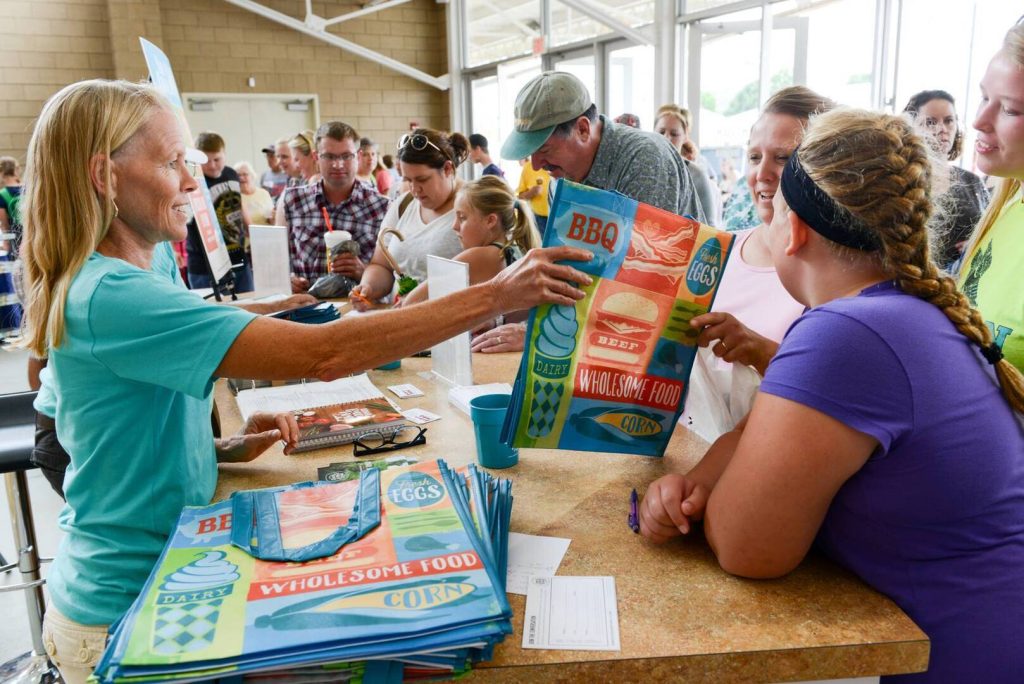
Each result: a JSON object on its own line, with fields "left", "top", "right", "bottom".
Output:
{"left": 249, "top": 224, "right": 292, "bottom": 296}
{"left": 426, "top": 255, "right": 473, "bottom": 387}
{"left": 505, "top": 533, "right": 571, "bottom": 595}
{"left": 522, "top": 576, "right": 620, "bottom": 651}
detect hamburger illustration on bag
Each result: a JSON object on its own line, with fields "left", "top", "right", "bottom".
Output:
{"left": 584, "top": 287, "right": 668, "bottom": 369}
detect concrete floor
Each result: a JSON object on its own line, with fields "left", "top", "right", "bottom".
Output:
{"left": 1, "top": 343, "right": 67, "bottom": 666}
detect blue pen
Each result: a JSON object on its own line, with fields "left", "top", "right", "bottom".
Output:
{"left": 628, "top": 489, "right": 640, "bottom": 534}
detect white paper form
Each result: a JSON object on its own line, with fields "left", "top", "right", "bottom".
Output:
{"left": 248, "top": 224, "right": 292, "bottom": 296}
{"left": 522, "top": 576, "right": 620, "bottom": 651}
{"left": 505, "top": 533, "right": 571, "bottom": 595}
{"left": 235, "top": 374, "right": 393, "bottom": 419}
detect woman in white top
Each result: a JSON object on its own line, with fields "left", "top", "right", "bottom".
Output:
{"left": 691, "top": 86, "right": 835, "bottom": 372}
{"left": 234, "top": 161, "right": 275, "bottom": 225}
{"left": 680, "top": 87, "right": 834, "bottom": 441}
{"left": 351, "top": 129, "right": 468, "bottom": 308}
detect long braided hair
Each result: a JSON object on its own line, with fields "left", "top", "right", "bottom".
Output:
{"left": 796, "top": 108, "right": 1024, "bottom": 412}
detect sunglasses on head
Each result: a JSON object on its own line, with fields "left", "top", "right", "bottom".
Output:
{"left": 398, "top": 133, "right": 444, "bottom": 156}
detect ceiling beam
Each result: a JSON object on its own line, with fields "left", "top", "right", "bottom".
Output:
{"left": 222, "top": 0, "right": 449, "bottom": 90}
{"left": 320, "top": 0, "right": 412, "bottom": 29}
{"left": 480, "top": 0, "right": 538, "bottom": 38}
{"left": 556, "top": 0, "right": 651, "bottom": 46}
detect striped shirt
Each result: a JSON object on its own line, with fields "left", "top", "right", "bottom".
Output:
{"left": 283, "top": 180, "right": 390, "bottom": 281}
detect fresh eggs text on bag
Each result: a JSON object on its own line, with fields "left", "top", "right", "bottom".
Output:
{"left": 502, "top": 180, "right": 734, "bottom": 456}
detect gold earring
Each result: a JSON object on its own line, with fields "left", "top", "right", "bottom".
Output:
{"left": 112, "top": 200, "right": 119, "bottom": 220}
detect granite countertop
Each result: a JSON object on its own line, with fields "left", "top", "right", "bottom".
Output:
{"left": 214, "top": 353, "right": 929, "bottom": 683}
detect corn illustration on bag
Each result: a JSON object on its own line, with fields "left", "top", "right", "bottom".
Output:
{"left": 502, "top": 180, "right": 735, "bottom": 457}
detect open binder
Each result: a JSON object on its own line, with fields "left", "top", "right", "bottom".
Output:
{"left": 234, "top": 374, "right": 409, "bottom": 452}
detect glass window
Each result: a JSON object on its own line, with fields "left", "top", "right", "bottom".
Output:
{"left": 897, "top": 0, "right": 1021, "bottom": 172}
{"left": 588, "top": 0, "right": 655, "bottom": 26}
{"left": 608, "top": 44, "right": 655, "bottom": 128}
{"left": 468, "top": 58, "right": 542, "bottom": 187}
{"left": 682, "top": 0, "right": 756, "bottom": 17}
{"left": 691, "top": 8, "right": 764, "bottom": 151}
{"left": 499, "top": 58, "right": 543, "bottom": 188}
{"left": 550, "top": 0, "right": 654, "bottom": 48}
{"left": 465, "top": 0, "right": 540, "bottom": 67}
{"left": 553, "top": 53, "right": 597, "bottom": 109}
{"left": 769, "top": 0, "right": 875, "bottom": 109}
{"left": 470, "top": 74, "right": 501, "bottom": 177}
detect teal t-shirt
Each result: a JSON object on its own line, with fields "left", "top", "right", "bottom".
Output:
{"left": 33, "top": 242, "right": 182, "bottom": 418}
{"left": 47, "top": 248, "right": 255, "bottom": 626}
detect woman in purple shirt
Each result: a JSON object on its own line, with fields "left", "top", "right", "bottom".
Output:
{"left": 640, "top": 107, "right": 1024, "bottom": 683}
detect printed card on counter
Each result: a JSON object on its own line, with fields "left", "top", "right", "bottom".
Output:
{"left": 501, "top": 180, "right": 735, "bottom": 457}
{"left": 389, "top": 384, "right": 425, "bottom": 398}
{"left": 505, "top": 532, "right": 571, "bottom": 595}
{"left": 402, "top": 408, "right": 441, "bottom": 425}
{"left": 522, "top": 576, "right": 620, "bottom": 651}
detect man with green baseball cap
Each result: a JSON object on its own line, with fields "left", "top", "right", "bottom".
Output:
{"left": 500, "top": 71, "right": 705, "bottom": 221}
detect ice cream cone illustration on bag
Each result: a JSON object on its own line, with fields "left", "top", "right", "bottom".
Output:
{"left": 528, "top": 304, "right": 579, "bottom": 437}
{"left": 151, "top": 551, "right": 239, "bottom": 655}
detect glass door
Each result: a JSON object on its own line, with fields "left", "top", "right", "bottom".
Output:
{"left": 552, "top": 50, "right": 598, "bottom": 108}
{"left": 608, "top": 42, "right": 655, "bottom": 128}
{"left": 685, "top": 6, "right": 803, "bottom": 187}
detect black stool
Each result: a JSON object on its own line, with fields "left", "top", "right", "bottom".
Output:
{"left": 0, "top": 391, "right": 57, "bottom": 682}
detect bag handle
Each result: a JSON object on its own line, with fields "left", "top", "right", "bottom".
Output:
{"left": 229, "top": 469, "right": 380, "bottom": 562}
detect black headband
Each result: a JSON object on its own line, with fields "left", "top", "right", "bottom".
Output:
{"left": 779, "top": 151, "right": 881, "bottom": 252}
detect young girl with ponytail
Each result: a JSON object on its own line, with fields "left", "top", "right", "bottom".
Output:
{"left": 400, "top": 175, "right": 540, "bottom": 306}
{"left": 640, "top": 107, "right": 1024, "bottom": 682}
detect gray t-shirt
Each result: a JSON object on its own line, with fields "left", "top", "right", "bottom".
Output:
{"left": 684, "top": 158, "right": 720, "bottom": 227}
{"left": 582, "top": 115, "right": 706, "bottom": 222}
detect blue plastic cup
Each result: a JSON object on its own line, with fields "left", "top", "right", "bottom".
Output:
{"left": 375, "top": 359, "right": 401, "bottom": 370}
{"left": 469, "top": 394, "right": 519, "bottom": 469}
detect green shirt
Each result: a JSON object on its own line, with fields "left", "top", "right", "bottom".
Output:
{"left": 959, "top": 191, "right": 1024, "bottom": 373}
{"left": 47, "top": 249, "right": 255, "bottom": 625}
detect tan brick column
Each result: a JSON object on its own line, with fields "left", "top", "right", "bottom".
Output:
{"left": 107, "top": 0, "right": 164, "bottom": 80}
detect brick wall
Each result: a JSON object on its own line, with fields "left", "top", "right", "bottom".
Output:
{"left": 0, "top": 0, "right": 451, "bottom": 161}
{"left": 0, "top": 0, "right": 115, "bottom": 159}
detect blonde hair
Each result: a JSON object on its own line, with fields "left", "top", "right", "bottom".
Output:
{"left": 655, "top": 103, "right": 689, "bottom": 133}
{"left": 458, "top": 175, "right": 540, "bottom": 256}
{"left": 963, "top": 22, "right": 1024, "bottom": 265}
{"left": 655, "top": 104, "right": 696, "bottom": 160}
{"left": 20, "top": 79, "right": 168, "bottom": 356}
{"left": 289, "top": 129, "right": 314, "bottom": 156}
{"left": 797, "top": 108, "right": 1024, "bottom": 412}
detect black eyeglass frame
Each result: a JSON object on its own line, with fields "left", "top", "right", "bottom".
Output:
{"left": 353, "top": 425, "right": 427, "bottom": 457}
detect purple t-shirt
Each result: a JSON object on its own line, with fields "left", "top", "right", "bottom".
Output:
{"left": 760, "top": 281, "right": 1024, "bottom": 683}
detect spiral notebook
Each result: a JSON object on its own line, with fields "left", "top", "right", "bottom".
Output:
{"left": 234, "top": 374, "right": 408, "bottom": 452}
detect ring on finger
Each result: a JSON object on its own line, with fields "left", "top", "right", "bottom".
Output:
{"left": 497, "top": 336, "right": 504, "bottom": 345}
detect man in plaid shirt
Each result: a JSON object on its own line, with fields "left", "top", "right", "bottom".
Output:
{"left": 284, "top": 121, "right": 390, "bottom": 292}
